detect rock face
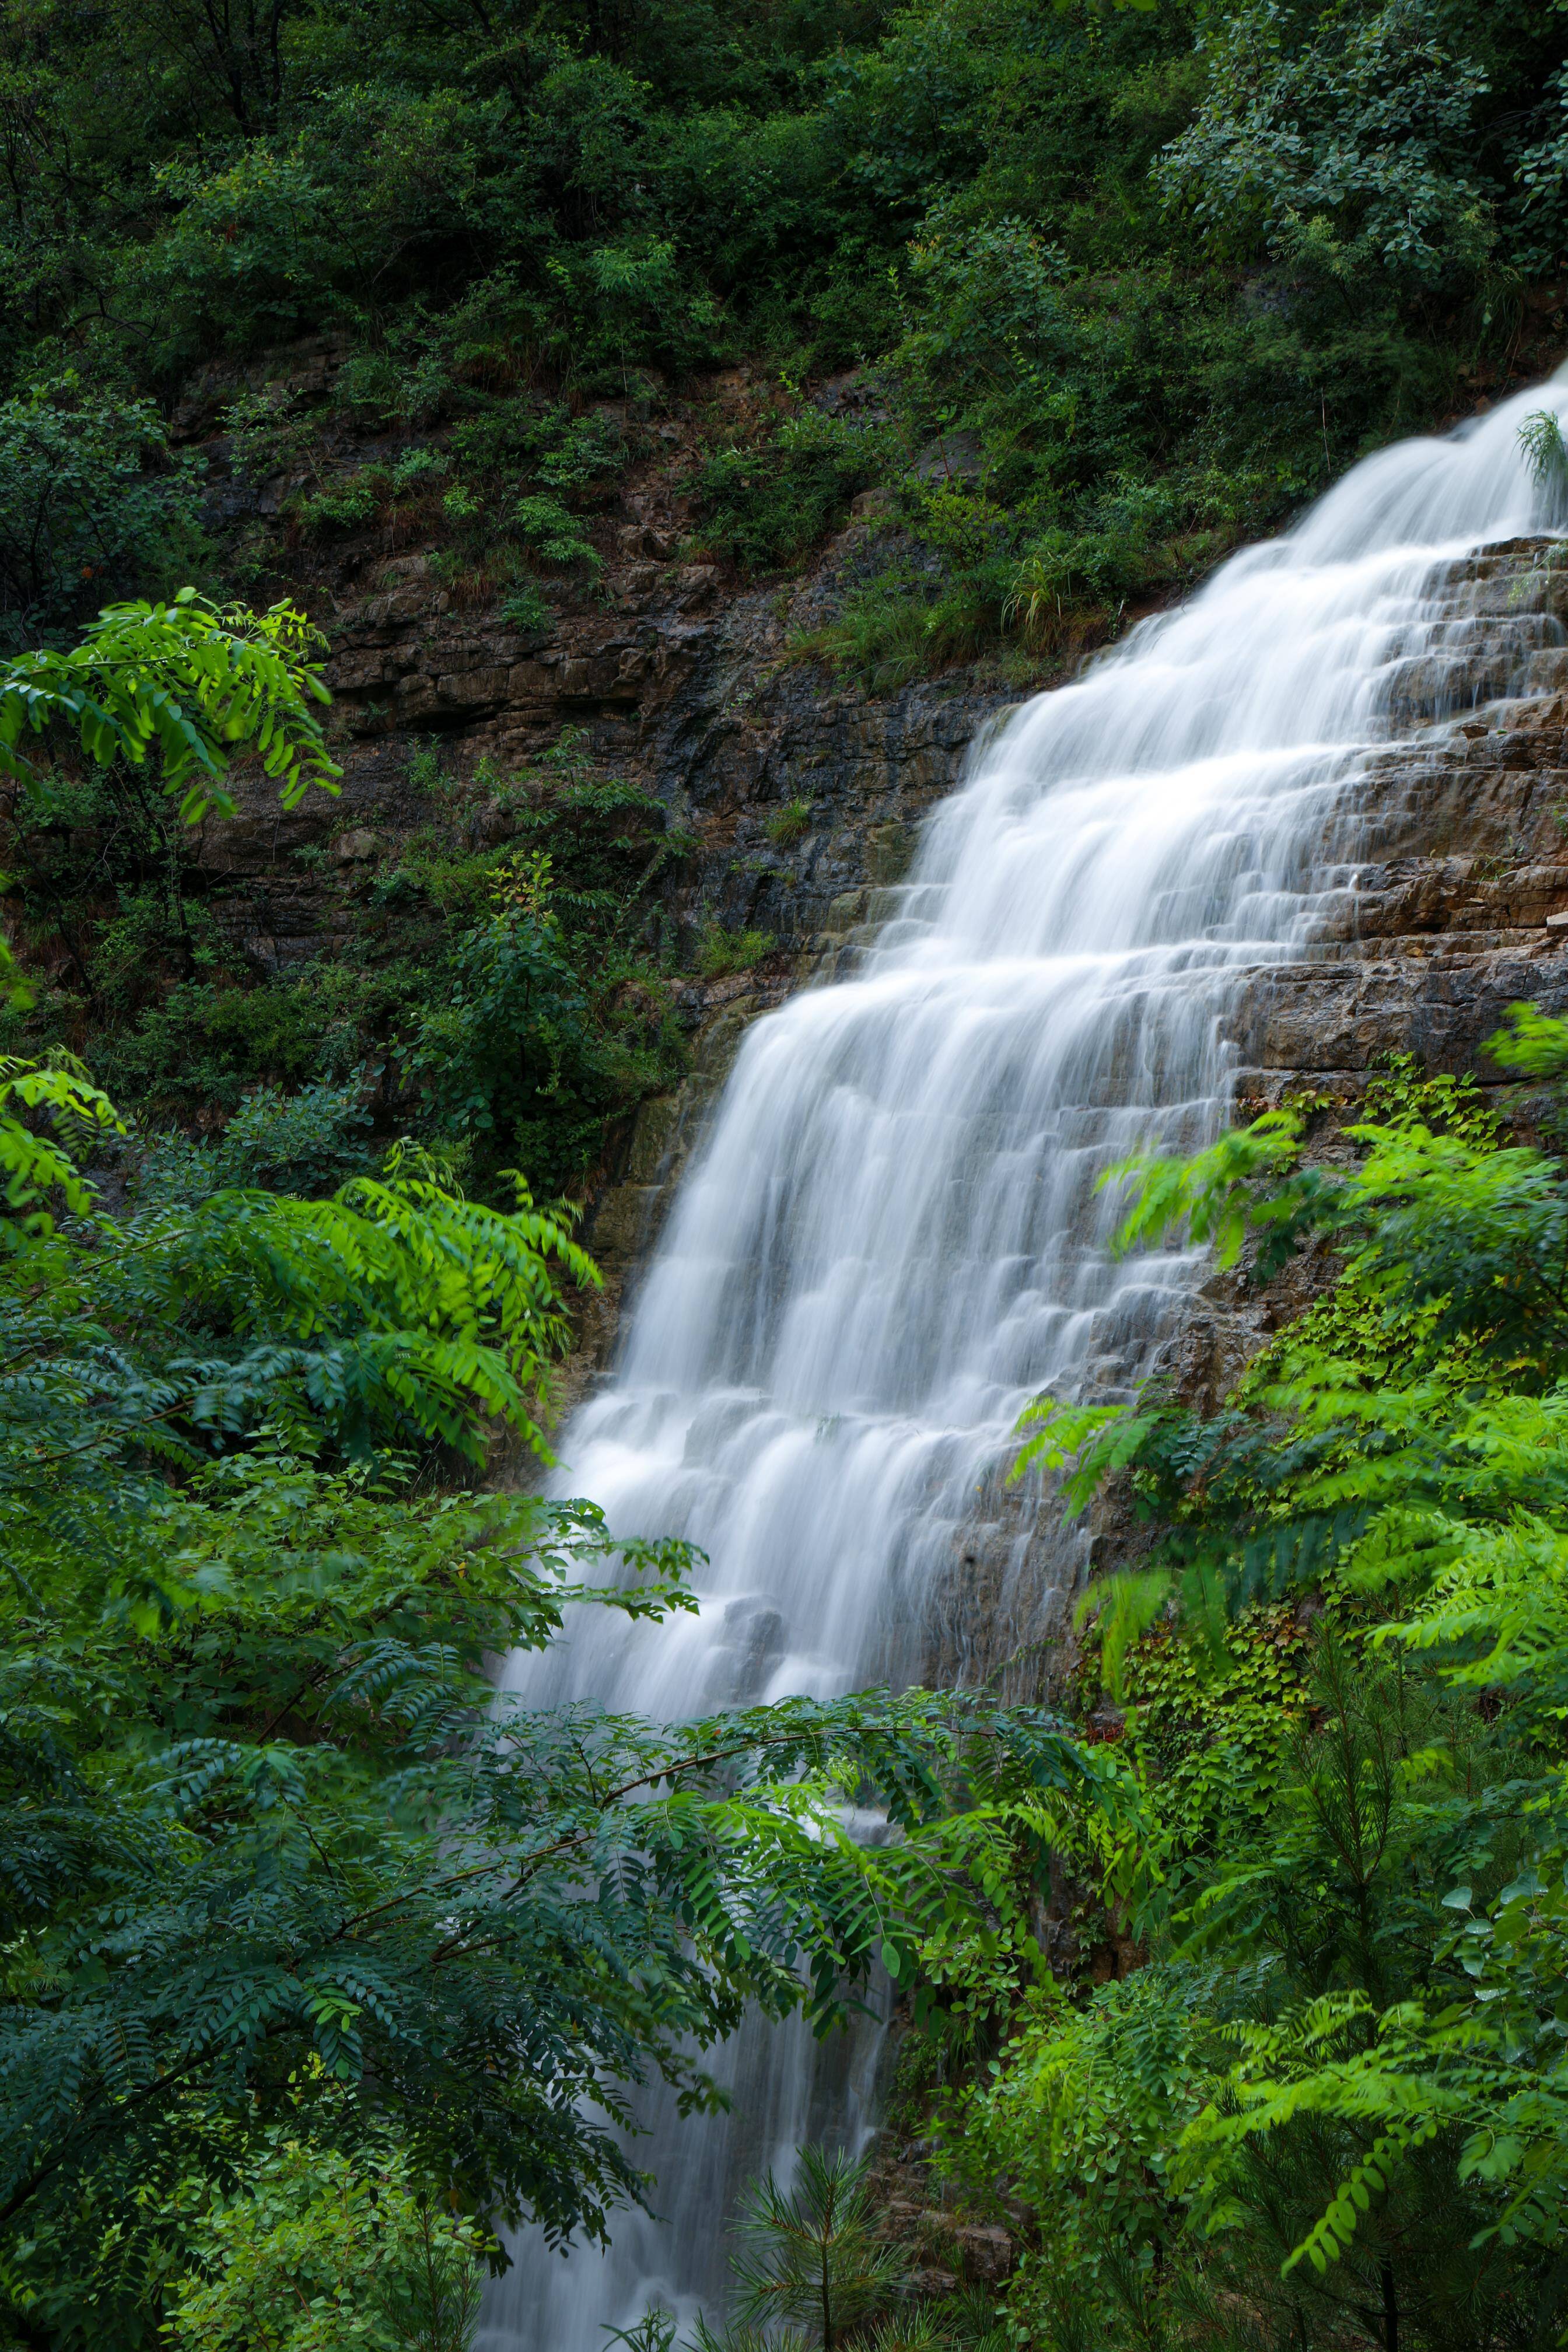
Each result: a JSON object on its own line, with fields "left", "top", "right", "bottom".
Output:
{"left": 184, "top": 492, "right": 1012, "bottom": 1401}
{"left": 316, "top": 547, "right": 1002, "bottom": 955}
{"left": 1238, "top": 554, "right": 1568, "bottom": 1090}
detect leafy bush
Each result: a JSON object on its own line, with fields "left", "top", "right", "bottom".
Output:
{"left": 366, "top": 739, "right": 684, "bottom": 1193}
{"left": 541, "top": 229, "right": 726, "bottom": 387}
{"left": 0, "top": 382, "right": 204, "bottom": 643}
{"left": 99, "top": 978, "right": 344, "bottom": 1110}
{"left": 695, "top": 412, "right": 895, "bottom": 572}
{"left": 134, "top": 1074, "right": 376, "bottom": 1201}
{"left": 502, "top": 582, "right": 557, "bottom": 636}
{"left": 0, "top": 1041, "right": 1079, "bottom": 2350}
{"left": 1158, "top": 0, "right": 1496, "bottom": 291}
{"left": 166, "top": 2095, "right": 490, "bottom": 2352}
{"left": 390, "top": 443, "right": 450, "bottom": 493}
{"left": 533, "top": 403, "right": 628, "bottom": 494}
{"left": 789, "top": 568, "right": 1003, "bottom": 691}
{"left": 222, "top": 383, "right": 318, "bottom": 485}
{"left": 123, "top": 90, "right": 485, "bottom": 369}
{"left": 132, "top": 143, "right": 340, "bottom": 361}
{"left": 514, "top": 492, "right": 602, "bottom": 572}
{"left": 296, "top": 467, "right": 389, "bottom": 537}
{"left": 402, "top": 895, "right": 622, "bottom": 1188}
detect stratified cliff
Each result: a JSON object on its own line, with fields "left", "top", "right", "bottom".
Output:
{"left": 134, "top": 380, "right": 1568, "bottom": 1475}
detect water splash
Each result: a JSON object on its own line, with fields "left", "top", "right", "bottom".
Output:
{"left": 478, "top": 374, "right": 1568, "bottom": 2351}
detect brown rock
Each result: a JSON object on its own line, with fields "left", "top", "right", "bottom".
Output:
{"left": 950, "top": 2225, "right": 1015, "bottom": 2284}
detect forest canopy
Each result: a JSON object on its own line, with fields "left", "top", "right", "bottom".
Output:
{"left": 4, "top": 0, "right": 1567, "bottom": 645}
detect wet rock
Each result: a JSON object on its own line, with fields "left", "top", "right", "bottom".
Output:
{"left": 625, "top": 1094, "right": 682, "bottom": 1183}
{"left": 332, "top": 827, "right": 381, "bottom": 863}
{"left": 586, "top": 1183, "right": 664, "bottom": 1264}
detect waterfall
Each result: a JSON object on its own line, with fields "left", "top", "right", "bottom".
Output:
{"left": 478, "top": 376, "right": 1568, "bottom": 2352}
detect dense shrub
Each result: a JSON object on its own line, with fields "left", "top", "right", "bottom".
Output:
{"left": 695, "top": 410, "right": 895, "bottom": 569}
{"left": 397, "top": 746, "right": 690, "bottom": 1196}
{"left": 0, "top": 383, "right": 204, "bottom": 643}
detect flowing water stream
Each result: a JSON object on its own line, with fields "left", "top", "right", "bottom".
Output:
{"left": 478, "top": 375, "right": 1568, "bottom": 2352}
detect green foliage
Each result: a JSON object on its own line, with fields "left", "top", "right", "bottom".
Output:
{"left": 222, "top": 384, "right": 319, "bottom": 487}
{"left": 92, "top": 976, "right": 355, "bottom": 1114}
{"left": 696, "top": 923, "right": 776, "bottom": 979}
{"left": 789, "top": 569, "right": 1003, "bottom": 694}
{"left": 501, "top": 583, "right": 557, "bottom": 637}
{"left": 0, "top": 1126, "right": 600, "bottom": 1480}
{"left": 615, "top": 2140, "right": 1024, "bottom": 2352}
{"left": 1158, "top": 0, "right": 1496, "bottom": 290}
{"left": 1518, "top": 409, "right": 1568, "bottom": 499}
{"left": 0, "top": 0, "right": 1558, "bottom": 694}
{"left": 388, "top": 736, "right": 690, "bottom": 1195}
{"left": 696, "top": 413, "right": 894, "bottom": 572}
{"left": 730, "top": 2150, "right": 911, "bottom": 2349}
{"left": 296, "top": 469, "right": 390, "bottom": 539}
{"left": 513, "top": 492, "right": 602, "bottom": 573}
{"left": 1108, "top": 1010, "right": 1568, "bottom": 1381}
{"left": 165, "top": 2092, "right": 489, "bottom": 2352}
{"left": 10, "top": 713, "right": 685, "bottom": 1196}
{"left": 0, "top": 382, "right": 205, "bottom": 646}
{"left": 401, "top": 884, "right": 632, "bottom": 1191}
{"left": 133, "top": 1074, "right": 377, "bottom": 1201}
{"left": 962, "top": 1017, "right": 1568, "bottom": 2352}
{"left": 766, "top": 797, "right": 814, "bottom": 849}
{"left": 0, "top": 588, "right": 340, "bottom": 821}
{"left": 0, "top": 1046, "right": 1083, "bottom": 2350}
{"left": 0, "top": 589, "right": 346, "bottom": 1156}
{"left": 531, "top": 404, "right": 627, "bottom": 495}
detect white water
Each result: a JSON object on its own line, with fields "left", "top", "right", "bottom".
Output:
{"left": 480, "top": 377, "right": 1568, "bottom": 2352}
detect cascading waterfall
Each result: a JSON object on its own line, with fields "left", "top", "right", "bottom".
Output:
{"left": 479, "top": 374, "right": 1568, "bottom": 2352}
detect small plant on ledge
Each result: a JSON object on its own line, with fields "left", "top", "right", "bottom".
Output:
{"left": 696, "top": 923, "right": 776, "bottom": 979}
{"left": 766, "top": 796, "right": 814, "bottom": 849}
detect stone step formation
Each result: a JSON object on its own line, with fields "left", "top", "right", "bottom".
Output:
{"left": 1240, "top": 536, "right": 1568, "bottom": 1091}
